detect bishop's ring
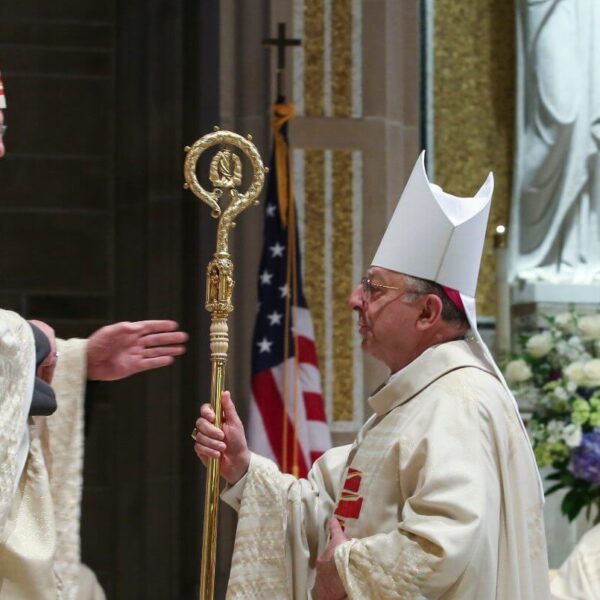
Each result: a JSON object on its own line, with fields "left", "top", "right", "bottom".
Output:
{"left": 191, "top": 426, "right": 199, "bottom": 441}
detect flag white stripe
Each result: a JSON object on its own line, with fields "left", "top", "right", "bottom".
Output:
{"left": 267, "top": 358, "right": 331, "bottom": 466}
{"left": 271, "top": 360, "right": 322, "bottom": 397}
{"left": 306, "top": 421, "right": 333, "bottom": 452}
{"left": 247, "top": 396, "right": 278, "bottom": 463}
{"left": 293, "top": 306, "right": 316, "bottom": 339}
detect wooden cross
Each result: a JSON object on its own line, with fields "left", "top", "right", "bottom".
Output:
{"left": 263, "top": 22, "right": 302, "bottom": 102}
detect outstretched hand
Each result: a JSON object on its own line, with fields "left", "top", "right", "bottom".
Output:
{"left": 193, "top": 391, "right": 250, "bottom": 485}
{"left": 314, "top": 518, "right": 349, "bottom": 600}
{"left": 87, "top": 320, "right": 188, "bottom": 381}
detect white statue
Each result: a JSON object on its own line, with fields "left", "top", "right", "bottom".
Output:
{"left": 510, "top": 0, "right": 600, "bottom": 284}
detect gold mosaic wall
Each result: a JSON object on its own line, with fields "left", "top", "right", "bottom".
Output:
{"left": 331, "top": 0, "right": 353, "bottom": 118}
{"left": 304, "top": 150, "right": 326, "bottom": 371}
{"left": 434, "top": 0, "right": 515, "bottom": 316}
{"left": 331, "top": 150, "right": 354, "bottom": 421}
{"left": 300, "top": 0, "right": 357, "bottom": 422}
{"left": 303, "top": 0, "right": 326, "bottom": 378}
{"left": 304, "top": 0, "right": 324, "bottom": 117}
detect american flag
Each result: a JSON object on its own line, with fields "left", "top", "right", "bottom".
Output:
{"left": 247, "top": 105, "right": 331, "bottom": 477}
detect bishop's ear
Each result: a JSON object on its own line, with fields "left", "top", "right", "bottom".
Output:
{"left": 416, "top": 293, "right": 444, "bottom": 330}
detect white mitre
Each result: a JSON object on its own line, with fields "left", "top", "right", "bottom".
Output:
{"left": 373, "top": 151, "right": 543, "bottom": 496}
{"left": 373, "top": 151, "right": 492, "bottom": 301}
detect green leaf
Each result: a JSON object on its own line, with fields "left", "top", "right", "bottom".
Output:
{"left": 545, "top": 483, "right": 566, "bottom": 496}
{"left": 561, "top": 489, "right": 587, "bottom": 522}
{"left": 561, "top": 472, "right": 576, "bottom": 486}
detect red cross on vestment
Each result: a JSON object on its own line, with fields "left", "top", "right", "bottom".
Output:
{"left": 333, "top": 467, "right": 364, "bottom": 530}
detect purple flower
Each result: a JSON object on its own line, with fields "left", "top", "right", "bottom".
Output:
{"left": 548, "top": 370, "right": 562, "bottom": 382}
{"left": 569, "top": 428, "right": 600, "bottom": 485}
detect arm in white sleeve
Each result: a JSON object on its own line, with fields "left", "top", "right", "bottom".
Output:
{"left": 225, "top": 446, "right": 351, "bottom": 599}
{"left": 0, "top": 310, "right": 36, "bottom": 535}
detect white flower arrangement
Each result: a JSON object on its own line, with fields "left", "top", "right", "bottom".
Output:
{"left": 525, "top": 331, "right": 554, "bottom": 358}
{"left": 504, "top": 311, "right": 600, "bottom": 522}
{"left": 578, "top": 315, "right": 600, "bottom": 341}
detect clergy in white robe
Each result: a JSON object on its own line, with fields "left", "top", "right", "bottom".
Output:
{"left": 0, "top": 310, "right": 187, "bottom": 599}
{"left": 551, "top": 524, "right": 600, "bottom": 600}
{"left": 220, "top": 339, "right": 549, "bottom": 599}
{"left": 0, "top": 311, "right": 92, "bottom": 599}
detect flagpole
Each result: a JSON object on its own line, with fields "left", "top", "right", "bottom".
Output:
{"left": 184, "top": 127, "right": 267, "bottom": 600}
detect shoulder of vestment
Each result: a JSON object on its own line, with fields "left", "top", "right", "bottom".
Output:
{"left": 368, "top": 339, "right": 498, "bottom": 416}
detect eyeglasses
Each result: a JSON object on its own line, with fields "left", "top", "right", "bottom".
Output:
{"left": 360, "top": 277, "right": 404, "bottom": 302}
{"left": 0, "top": 125, "right": 6, "bottom": 137}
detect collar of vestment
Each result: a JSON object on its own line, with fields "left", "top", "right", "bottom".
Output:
{"left": 368, "top": 339, "right": 496, "bottom": 416}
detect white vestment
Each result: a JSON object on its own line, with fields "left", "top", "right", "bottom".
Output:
{"left": 551, "top": 524, "right": 600, "bottom": 600}
{"left": 0, "top": 309, "right": 104, "bottom": 600}
{"left": 223, "top": 340, "right": 550, "bottom": 599}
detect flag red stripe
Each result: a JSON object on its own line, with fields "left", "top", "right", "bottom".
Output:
{"left": 310, "top": 450, "right": 324, "bottom": 463}
{"left": 296, "top": 335, "right": 318, "bottom": 366}
{"left": 252, "top": 369, "right": 309, "bottom": 477}
{"left": 304, "top": 391, "right": 327, "bottom": 421}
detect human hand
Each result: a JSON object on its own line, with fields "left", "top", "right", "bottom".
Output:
{"left": 314, "top": 518, "right": 349, "bottom": 600}
{"left": 29, "top": 319, "right": 58, "bottom": 384}
{"left": 193, "top": 391, "right": 250, "bottom": 485}
{"left": 87, "top": 320, "right": 187, "bottom": 381}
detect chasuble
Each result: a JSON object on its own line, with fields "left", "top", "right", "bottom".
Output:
{"left": 0, "top": 309, "right": 101, "bottom": 599}
{"left": 223, "top": 340, "right": 550, "bottom": 599}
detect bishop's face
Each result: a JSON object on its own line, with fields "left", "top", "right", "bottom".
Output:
{"left": 348, "top": 266, "right": 423, "bottom": 373}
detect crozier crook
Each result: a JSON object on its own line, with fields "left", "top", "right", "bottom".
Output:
{"left": 183, "top": 127, "right": 268, "bottom": 600}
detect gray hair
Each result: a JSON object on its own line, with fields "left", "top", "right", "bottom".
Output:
{"left": 401, "top": 274, "right": 469, "bottom": 329}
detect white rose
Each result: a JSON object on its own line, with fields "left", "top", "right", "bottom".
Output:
{"left": 526, "top": 332, "right": 553, "bottom": 358}
{"left": 555, "top": 312, "right": 576, "bottom": 333}
{"left": 565, "top": 336, "right": 586, "bottom": 361}
{"left": 505, "top": 359, "right": 532, "bottom": 384}
{"left": 562, "top": 423, "right": 583, "bottom": 448}
{"left": 578, "top": 315, "right": 600, "bottom": 341}
{"left": 583, "top": 359, "right": 600, "bottom": 387}
{"left": 528, "top": 422, "right": 544, "bottom": 443}
{"left": 564, "top": 362, "right": 586, "bottom": 385}
{"left": 568, "top": 335, "right": 583, "bottom": 348}
{"left": 546, "top": 419, "right": 563, "bottom": 443}
{"left": 553, "top": 386, "right": 568, "bottom": 401}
